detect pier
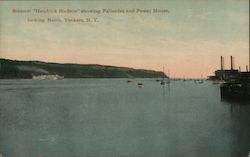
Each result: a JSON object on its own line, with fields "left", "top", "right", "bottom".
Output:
{"left": 209, "top": 56, "right": 250, "bottom": 100}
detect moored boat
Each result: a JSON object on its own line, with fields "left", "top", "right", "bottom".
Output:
{"left": 32, "top": 74, "right": 64, "bottom": 80}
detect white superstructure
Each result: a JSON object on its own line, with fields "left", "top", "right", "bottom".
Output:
{"left": 32, "top": 74, "right": 64, "bottom": 80}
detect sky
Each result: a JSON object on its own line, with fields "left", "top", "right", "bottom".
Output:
{"left": 0, "top": 0, "right": 249, "bottom": 78}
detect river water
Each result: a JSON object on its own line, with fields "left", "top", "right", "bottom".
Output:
{"left": 0, "top": 79, "right": 249, "bottom": 157}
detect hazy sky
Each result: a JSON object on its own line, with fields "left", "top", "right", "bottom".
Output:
{"left": 0, "top": 0, "right": 249, "bottom": 78}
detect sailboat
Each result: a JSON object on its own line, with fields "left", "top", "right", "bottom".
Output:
{"left": 198, "top": 75, "right": 204, "bottom": 84}
{"left": 160, "top": 67, "right": 165, "bottom": 85}
{"left": 127, "top": 79, "right": 133, "bottom": 83}
{"left": 166, "top": 69, "right": 170, "bottom": 84}
{"left": 127, "top": 76, "right": 134, "bottom": 83}
{"left": 160, "top": 80, "right": 165, "bottom": 85}
{"left": 160, "top": 67, "right": 169, "bottom": 85}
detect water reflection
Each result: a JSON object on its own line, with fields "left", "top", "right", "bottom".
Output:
{"left": 0, "top": 79, "right": 250, "bottom": 157}
{"left": 221, "top": 99, "right": 250, "bottom": 157}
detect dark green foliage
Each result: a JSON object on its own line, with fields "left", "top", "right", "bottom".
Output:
{"left": 0, "top": 58, "right": 166, "bottom": 79}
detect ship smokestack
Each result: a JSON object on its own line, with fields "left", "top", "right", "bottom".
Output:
{"left": 230, "top": 56, "right": 234, "bottom": 70}
{"left": 220, "top": 56, "right": 224, "bottom": 70}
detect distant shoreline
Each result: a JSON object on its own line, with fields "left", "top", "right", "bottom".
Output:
{"left": 0, "top": 58, "right": 166, "bottom": 79}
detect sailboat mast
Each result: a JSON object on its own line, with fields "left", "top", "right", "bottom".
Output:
{"left": 168, "top": 69, "right": 170, "bottom": 79}
{"left": 162, "top": 66, "right": 165, "bottom": 79}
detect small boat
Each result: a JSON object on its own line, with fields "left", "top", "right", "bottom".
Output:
{"left": 137, "top": 83, "right": 144, "bottom": 87}
{"left": 160, "top": 67, "right": 170, "bottom": 85}
{"left": 127, "top": 79, "right": 132, "bottom": 83}
{"left": 198, "top": 80, "right": 204, "bottom": 84}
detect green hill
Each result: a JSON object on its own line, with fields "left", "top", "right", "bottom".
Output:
{"left": 0, "top": 58, "right": 167, "bottom": 79}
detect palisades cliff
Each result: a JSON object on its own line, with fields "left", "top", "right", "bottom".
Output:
{"left": 0, "top": 59, "right": 165, "bottom": 79}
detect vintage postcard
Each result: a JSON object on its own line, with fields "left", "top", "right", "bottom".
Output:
{"left": 0, "top": 0, "right": 249, "bottom": 157}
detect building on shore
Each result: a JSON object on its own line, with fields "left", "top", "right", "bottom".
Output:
{"left": 32, "top": 74, "right": 64, "bottom": 80}
{"left": 209, "top": 56, "right": 250, "bottom": 99}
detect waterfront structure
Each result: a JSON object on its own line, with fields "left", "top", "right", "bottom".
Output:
{"left": 32, "top": 74, "right": 64, "bottom": 80}
{"left": 210, "top": 56, "right": 250, "bottom": 99}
